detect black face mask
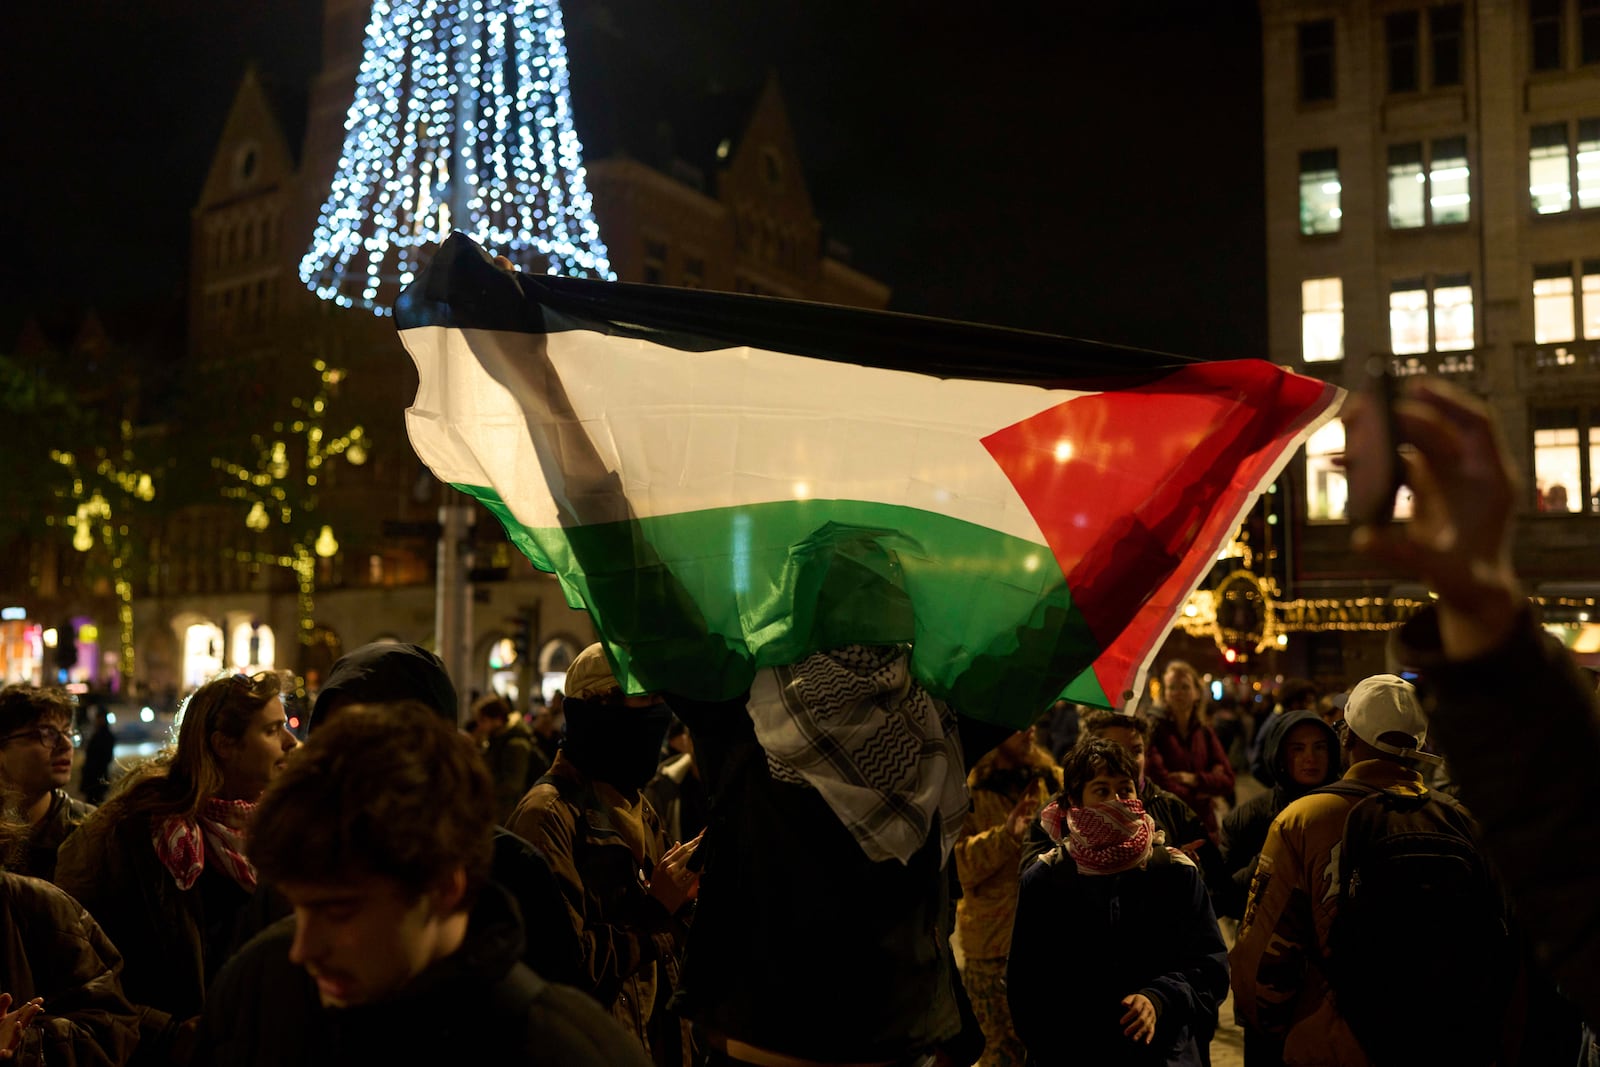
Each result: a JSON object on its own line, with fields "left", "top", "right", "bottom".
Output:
{"left": 560, "top": 697, "right": 673, "bottom": 794}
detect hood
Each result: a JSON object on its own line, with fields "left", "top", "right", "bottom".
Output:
{"left": 1264, "top": 708, "right": 1340, "bottom": 797}
{"left": 310, "top": 643, "right": 458, "bottom": 732}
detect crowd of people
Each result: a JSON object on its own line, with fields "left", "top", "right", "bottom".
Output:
{"left": 0, "top": 383, "right": 1596, "bottom": 1067}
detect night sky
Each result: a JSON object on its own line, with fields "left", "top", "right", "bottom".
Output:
{"left": 8, "top": 1, "right": 1264, "bottom": 360}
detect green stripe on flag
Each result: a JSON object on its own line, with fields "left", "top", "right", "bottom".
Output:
{"left": 461, "top": 484, "right": 1109, "bottom": 726}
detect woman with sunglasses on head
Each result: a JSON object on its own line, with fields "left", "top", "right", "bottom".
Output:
{"left": 57, "top": 672, "right": 297, "bottom": 1066}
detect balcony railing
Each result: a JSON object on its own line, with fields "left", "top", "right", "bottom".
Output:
{"left": 1382, "top": 349, "right": 1480, "bottom": 382}
{"left": 1517, "top": 340, "right": 1600, "bottom": 390}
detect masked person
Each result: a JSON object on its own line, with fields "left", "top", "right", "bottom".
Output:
{"left": 507, "top": 644, "right": 693, "bottom": 1067}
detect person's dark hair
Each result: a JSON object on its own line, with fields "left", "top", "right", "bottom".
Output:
{"left": 1059, "top": 738, "right": 1139, "bottom": 806}
{"left": 0, "top": 685, "right": 75, "bottom": 737}
{"left": 249, "top": 701, "right": 495, "bottom": 905}
{"left": 1080, "top": 708, "right": 1149, "bottom": 742}
{"left": 102, "top": 672, "right": 281, "bottom": 823}
{"left": 472, "top": 693, "right": 513, "bottom": 723}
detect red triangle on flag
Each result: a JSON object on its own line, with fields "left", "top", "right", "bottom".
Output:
{"left": 982, "top": 361, "right": 1337, "bottom": 706}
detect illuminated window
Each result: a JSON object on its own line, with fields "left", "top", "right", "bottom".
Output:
{"left": 1387, "top": 11, "right": 1420, "bottom": 92}
{"left": 1299, "top": 149, "right": 1341, "bottom": 234}
{"left": 1390, "top": 281, "right": 1430, "bottom": 354}
{"left": 1535, "top": 410, "right": 1584, "bottom": 512}
{"left": 1531, "top": 124, "right": 1573, "bottom": 213}
{"left": 1430, "top": 137, "right": 1471, "bottom": 224}
{"left": 1434, "top": 275, "right": 1475, "bottom": 351}
{"left": 1300, "top": 20, "right": 1336, "bottom": 103}
{"left": 1388, "top": 144, "right": 1426, "bottom": 228}
{"left": 1535, "top": 263, "right": 1577, "bottom": 343}
{"left": 1305, "top": 420, "right": 1347, "bottom": 521}
{"left": 1580, "top": 119, "right": 1600, "bottom": 208}
{"left": 1301, "top": 278, "right": 1344, "bottom": 362}
{"left": 1391, "top": 140, "right": 1471, "bottom": 227}
{"left": 1585, "top": 261, "right": 1600, "bottom": 339}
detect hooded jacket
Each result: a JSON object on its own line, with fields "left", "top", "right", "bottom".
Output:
{"left": 1216, "top": 709, "right": 1339, "bottom": 919}
{"left": 309, "top": 644, "right": 459, "bottom": 731}
{"left": 193, "top": 881, "right": 649, "bottom": 1067}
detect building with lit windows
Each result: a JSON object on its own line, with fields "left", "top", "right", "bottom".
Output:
{"left": 1262, "top": 0, "right": 1600, "bottom": 683}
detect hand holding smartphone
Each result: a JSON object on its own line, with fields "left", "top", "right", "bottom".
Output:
{"left": 1344, "top": 356, "right": 1405, "bottom": 527}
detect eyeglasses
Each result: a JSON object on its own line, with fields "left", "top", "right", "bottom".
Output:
{"left": 1, "top": 725, "right": 76, "bottom": 749}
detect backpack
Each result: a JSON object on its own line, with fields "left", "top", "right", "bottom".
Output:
{"left": 1315, "top": 779, "right": 1514, "bottom": 1065}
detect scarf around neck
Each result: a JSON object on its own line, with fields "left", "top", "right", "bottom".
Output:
{"left": 1061, "top": 796, "right": 1155, "bottom": 876}
{"left": 153, "top": 796, "right": 259, "bottom": 892}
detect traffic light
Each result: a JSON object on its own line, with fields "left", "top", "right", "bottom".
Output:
{"left": 511, "top": 614, "right": 532, "bottom": 661}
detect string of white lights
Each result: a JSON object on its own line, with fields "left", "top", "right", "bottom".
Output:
{"left": 301, "top": 0, "right": 612, "bottom": 314}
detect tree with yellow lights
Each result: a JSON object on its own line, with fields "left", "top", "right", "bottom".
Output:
{"left": 48, "top": 418, "right": 158, "bottom": 684}
{"left": 213, "top": 358, "right": 369, "bottom": 654}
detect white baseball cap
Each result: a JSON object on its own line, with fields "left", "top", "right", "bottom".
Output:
{"left": 1344, "top": 674, "right": 1442, "bottom": 765}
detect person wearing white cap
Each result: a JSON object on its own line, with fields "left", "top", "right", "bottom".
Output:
{"left": 1229, "top": 671, "right": 1510, "bottom": 1065}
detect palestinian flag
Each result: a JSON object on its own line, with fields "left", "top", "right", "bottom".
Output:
{"left": 395, "top": 234, "right": 1339, "bottom": 728}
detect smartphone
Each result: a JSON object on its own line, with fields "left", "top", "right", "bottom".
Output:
{"left": 1344, "top": 356, "right": 1404, "bottom": 526}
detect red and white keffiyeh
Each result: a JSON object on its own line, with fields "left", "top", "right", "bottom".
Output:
{"left": 1061, "top": 796, "right": 1154, "bottom": 876}
{"left": 152, "top": 797, "right": 259, "bottom": 892}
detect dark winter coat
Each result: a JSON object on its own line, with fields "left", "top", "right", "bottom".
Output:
{"left": 1398, "top": 606, "right": 1600, "bottom": 1028}
{"left": 12, "top": 789, "right": 93, "bottom": 883}
{"left": 1216, "top": 709, "right": 1340, "bottom": 920}
{"left": 1007, "top": 846, "right": 1229, "bottom": 1066}
{"left": 663, "top": 693, "right": 964, "bottom": 1063}
{"left": 192, "top": 882, "right": 649, "bottom": 1067}
{"left": 0, "top": 872, "right": 140, "bottom": 1067}
{"left": 56, "top": 807, "right": 247, "bottom": 1059}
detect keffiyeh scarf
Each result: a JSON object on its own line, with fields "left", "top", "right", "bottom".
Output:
{"left": 1053, "top": 796, "right": 1155, "bottom": 876}
{"left": 746, "top": 645, "right": 969, "bottom": 865}
{"left": 153, "top": 797, "right": 259, "bottom": 892}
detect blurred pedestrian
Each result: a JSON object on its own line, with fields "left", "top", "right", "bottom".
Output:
{"left": 471, "top": 693, "right": 546, "bottom": 823}
{"left": 192, "top": 701, "right": 646, "bottom": 1067}
{"left": 0, "top": 686, "right": 92, "bottom": 882}
{"left": 79, "top": 702, "right": 116, "bottom": 806}
{"left": 529, "top": 692, "right": 565, "bottom": 766}
{"left": 1146, "top": 661, "right": 1234, "bottom": 839}
{"left": 1008, "top": 738, "right": 1228, "bottom": 1066}
{"left": 56, "top": 672, "right": 296, "bottom": 1065}
{"left": 953, "top": 729, "right": 1059, "bottom": 1066}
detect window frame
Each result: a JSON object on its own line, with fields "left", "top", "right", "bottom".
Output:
{"left": 1530, "top": 405, "right": 1600, "bottom": 514}
{"left": 1532, "top": 0, "right": 1566, "bottom": 72}
{"left": 1298, "top": 148, "right": 1342, "bottom": 235}
{"left": 1299, "top": 19, "right": 1337, "bottom": 104}
{"left": 1430, "top": 4, "right": 1466, "bottom": 87}
{"left": 1387, "top": 137, "right": 1472, "bottom": 228}
{"left": 1387, "top": 10, "right": 1422, "bottom": 93}
{"left": 1388, "top": 274, "right": 1477, "bottom": 355}
{"left": 1300, "top": 277, "right": 1345, "bottom": 363}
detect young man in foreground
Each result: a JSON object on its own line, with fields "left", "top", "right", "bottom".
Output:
{"left": 194, "top": 700, "right": 647, "bottom": 1066}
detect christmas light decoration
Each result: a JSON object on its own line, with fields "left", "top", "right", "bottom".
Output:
{"left": 213, "top": 359, "right": 368, "bottom": 644}
{"left": 301, "top": 0, "right": 612, "bottom": 314}
{"left": 48, "top": 420, "right": 158, "bottom": 685}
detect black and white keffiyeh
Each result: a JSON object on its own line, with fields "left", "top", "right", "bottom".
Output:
{"left": 746, "top": 645, "right": 969, "bottom": 866}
